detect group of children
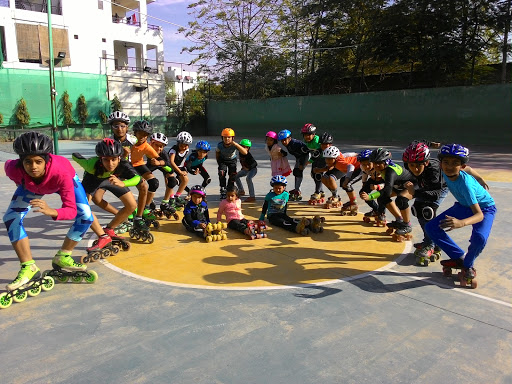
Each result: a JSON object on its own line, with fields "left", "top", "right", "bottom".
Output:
{"left": 1, "top": 117, "right": 497, "bottom": 302}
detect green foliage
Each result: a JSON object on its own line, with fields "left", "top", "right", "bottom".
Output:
{"left": 99, "top": 111, "right": 108, "bottom": 124}
{"left": 111, "top": 95, "right": 122, "bottom": 112}
{"left": 76, "top": 94, "right": 89, "bottom": 127}
{"left": 15, "top": 98, "right": 30, "bottom": 128}
{"left": 61, "top": 91, "right": 75, "bottom": 126}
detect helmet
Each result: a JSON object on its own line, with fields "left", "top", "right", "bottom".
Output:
{"left": 150, "top": 132, "right": 168, "bottom": 145}
{"left": 357, "top": 149, "right": 373, "bottom": 162}
{"left": 240, "top": 139, "right": 252, "bottom": 147}
{"left": 369, "top": 148, "right": 392, "bottom": 163}
{"left": 403, "top": 142, "right": 430, "bottom": 163}
{"left": 132, "top": 120, "right": 152, "bottom": 134}
{"left": 319, "top": 132, "right": 333, "bottom": 144}
{"left": 95, "top": 138, "right": 123, "bottom": 157}
{"left": 13, "top": 132, "right": 53, "bottom": 157}
{"left": 438, "top": 144, "right": 469, "bottom": 164}
{"left": 270, "top": 175, "right": 287, "bottom": 186}
{"left": 301, "top": 123, "right": 317, "bottom": 134}
{"left": 266, "top": 131, "right": 278, "bottom": 140}
{"left": 323, "top": 146, "right": 340, "bottom": 159}
{"left": 189, "top": 184, "right": 206, "bottom": 197}
{"left": 176, "top": 131, "right": 193, "bottom": 144}
{"left": 221, "top": 128, "right": 235, "bottom": 137}
{"left": 278, "top": 130, "right": 291, "bottom": 140}
{"left": 196, "top": 140, "right": 211, "bottom": 151}
{"left": 107, "top": 111, "right": 130, "bottom": 124}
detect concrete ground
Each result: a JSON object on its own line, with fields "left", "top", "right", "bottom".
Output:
{"left": 0, "top": 137, "right": 511, "bottom": 384}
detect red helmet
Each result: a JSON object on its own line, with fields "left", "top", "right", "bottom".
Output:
{"left": 301, "top": 123, "right": 317, "bottom": 134}
{"left": 403, "top": 142, "right": 430, "bottom": 163}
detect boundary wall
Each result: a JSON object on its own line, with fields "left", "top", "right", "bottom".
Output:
{"left": 207, "top": 84, "right": 512, "bottom": 146}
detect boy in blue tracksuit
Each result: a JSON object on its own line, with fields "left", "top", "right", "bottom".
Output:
{"left": 425, "top": 144, "right": 496, "bottom": 281}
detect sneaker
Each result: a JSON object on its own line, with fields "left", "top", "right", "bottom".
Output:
{"left": 6, "top": 263, "right": 41, "bottom": 291}
{"left": 52, "top": 254, "right": 87, "bottom": 271}
{"left": 244, "top": 197, "right": 256, "bottom": 202}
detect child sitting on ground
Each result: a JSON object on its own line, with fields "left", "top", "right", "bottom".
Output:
{"left": 182, "top": 185, "right": 210, "bottom": 238}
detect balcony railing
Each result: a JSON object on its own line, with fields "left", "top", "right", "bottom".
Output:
{"left": 114, "top": 65, "right": 158, "bottom": 74}
{"left": 15, "top": 0, "right": 62, "bottom": 14}
{"left": 112, "top": 15, "right": 140, "bottom": 27}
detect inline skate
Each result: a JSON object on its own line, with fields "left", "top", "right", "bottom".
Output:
{"left": 204, "top": 222, "right": 228, "bottom": 242}
{"left": 154, "top": 201, "right": 179, "bottom": 220}
{"left": 129, "top": 218, "right": 154, "bottom": 243}
{"left": 289, "top": 189, "right": 303, "bottom": 201}
{"left": 82, "top": 235, "right": 116, "bottom": 264}
{"left": 0, "top": 263, "right": 55, "bottom": 309}
{"left": 362, "top": 209, "right": 379, "bottom": 223}
{"left": 44, "top": 253, "right": 98, "bottom": 284}
{"left": 309, "top": 215, "right": 325, "bottom": 233}
{"left": 308, "top": 192, "right": 325, "bottom": 205}
{"left": 323, "top": 195, "right": 342, "bottom": 209}
{"left": 103, "top": 227, "right": 131, "bottom": 251}
{"left": 142, "top": 208, "right": 160, "bottom": 229}
{"left": 441, "top": 258, "right": 477, "bottom": 289}
{"left": 114, "top": 221, "right": 131, "bottom": 234}
{"left": 414, "top": 242, "right": 441, "bottom": 266}
{"left": 340, "top": 201, "right": 358, "bottom": 216}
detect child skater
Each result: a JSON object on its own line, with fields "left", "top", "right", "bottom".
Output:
{"left": 2, "top": 132, "right": 99, "bottom": 299}
{"left": 235, "top": 139, "right": 258, "bottom": 202}
{"left": 185, "top": 140, "right": 212, "bottom": 190}
{"left": 216, "top": 128, "right": 247, "bottom": 200}
{"left": 265, "top": 131, "right": 291, "bottom": 177}
{"left": 217, "top": 185, "right": 266, "bottom": 239}
{"left": 167, "top": 131, "right": 192, "bottom": 206}
{"left": 182, "top": 185, "right": 211, "bottom": 238}
{"left": 278, "top": 130, "right": 310, "bottom": 201}
{"left": 357, "top": 149, "right": 382, "bottom": 221}
{"left": 301, "top": 123, "right": 324, "bottom": 201}
{"left": 259, "top": 176, "right": 323, "bottom": 235}
{"left": 425, "top": 144, "right": 496, "bottom": 287}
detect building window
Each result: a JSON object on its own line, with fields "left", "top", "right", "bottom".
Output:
{"left": 74, "top": 35, "right": 78, "bottom": 39}
{"left": 15, "top": 23, "right": 71, "bottom": 66}
{"left": 98, "top": 0, "right": 103, "bottom": 10}
{"left": 102, "top": 38, "right": 106, "bottom": 42}
{"left": 0, "top": 26, "right": 6, "bottom": 62}
{"left": 102, "top": 50, "right": 106, "bottom": 59}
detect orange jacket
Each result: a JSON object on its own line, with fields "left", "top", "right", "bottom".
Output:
{"left": 131, "top": 141, "right": 159, "bottom": 167}
{"left": 333, "top": 154, "right": 360, "bottom": 174}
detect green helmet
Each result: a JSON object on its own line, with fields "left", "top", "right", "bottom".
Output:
{"left": 240, "top": 139, "right": 252, "bottom": 147}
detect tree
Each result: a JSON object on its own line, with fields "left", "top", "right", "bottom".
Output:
{"left": 111, "top": 94, "right": 122, "bottom": 112}
{"left": 76, "top": 94, "right": 89, "bottom": 128}
{"left": 15, "top": 98, "right": 30, "bottom": 128}
{"left": 98, "top": 111, "right": 108, "bottom": 124}
{"left": 61, "top": 91, "right": 75, "bottom": 127}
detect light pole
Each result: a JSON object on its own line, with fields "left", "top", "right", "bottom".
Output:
{"left": 134, "top": 85, "right": 148, "bottom": 119}
{"left": 47, "top": 0, "right": 59, "bottom": 154}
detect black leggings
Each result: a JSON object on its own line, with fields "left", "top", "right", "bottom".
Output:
{"left": 228, "top": 218, "right": 250, "bottom": 234}
{"left": 268, "top": 212, "right": 298, "bottom": 233}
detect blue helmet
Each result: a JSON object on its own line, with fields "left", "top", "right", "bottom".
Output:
{"left": 357, "top": 149, "right": 372, "bottom": 162}
{"left": 278, "top": 130, "right": 291, "bottom": 141}
{"left": 270, "top": 175, "right": 287, "bottom": 186}
{"left": 196, "top": 140, "right": 211, "bottom": 151}
{"left": 438, "top": 144, "right": 469, "bottom": 164}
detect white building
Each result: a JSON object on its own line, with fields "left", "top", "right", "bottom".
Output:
{"left": 0, "top": 0, "right": 166, "bottom": 123}
{"left": 165, "top": 65, "right": 208, "bottom": 103}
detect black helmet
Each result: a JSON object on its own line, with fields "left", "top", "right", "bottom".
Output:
{"left": 133, "top": 120, "right": 153, "bottom": 134}
{"left": 319, "top": 132, "right": 333, "bottom": 144}
{"left": 190, "top": 185, "right": 206, "bottom": 197}
{"left": 95, "top": 138, "right": 123, "bottom": 157}
{"left": 13, "top": 132, "right": 53, "bottom": 157}
{"left": 369, "top": 148, "right": 392, "bottom": 163}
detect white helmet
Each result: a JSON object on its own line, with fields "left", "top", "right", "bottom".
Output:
{"left": 323, "top": 146, "right": 340, "bottom": 159}
{"left": 176, "top": 131, "right": 193, "bottom": 144}
{"left": 107, "top": 111, "right": 130, "bottom": 124}
{"left": 151, "top": 132, "right": 168, "bottom": 145}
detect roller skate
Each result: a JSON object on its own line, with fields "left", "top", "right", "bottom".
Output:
{"left": 220, "top": 187, "right": 227, "bottom": 200}
{"left": 414, "top": 242, "right": 441, "bottom": 266}
{"left": 375, "top": 213, "right": 387, "bottom": 227}
{"left": 0, "top": 262, "right": 55, "bottom": 309}
{"left": 309, "top": 215, "right": 325, "bottom": 233}
{"left": 44, "top": 252, "right": 98, "bottom": 284}
{"left": 156, "top": 202, "right": 179, "bottom": 220}
{"left": 362, "top": 209, "right": 379, "bottom": 223}
{"left": 324, "top": 195, "right": 342, "bottom": 209}
{"left": 308, "top": 192, "right": 325, "bottom": 205}
{"left": 83, "top": 234, "right": 115, "bottom": 264}
{"left": 289, "top": 189, "right": 302, "bottom": 201}
{"left": 441, "top": 258, "right": 477, "bottom": 289}
{"left": 386, "top": 221, "right": 413, "bottom": 242}
{"left": 340, "top": 201, "right": 358, "bottom": 216}
{"left": 256, "top": 220, "right": 268, "bottom": 238}
{"left": 246, "top": 220, "right": 268, "bottom": 240}
{"left": 114, "top": 221, "right": 130, "bottom": 234}
{"left": 204, "top": 222, "right": 228, "bottom": 242}
{"left": 143, "top": 208, "right": 160, "bottom": 229}
{"left": 173, "top": 195, "right": 187, "bottom": 208}
{"left": 129, "top": 218, "right": 154, "bottom": 243}
{"left": 295, "top": 217, "right": 310, "bottom": 236}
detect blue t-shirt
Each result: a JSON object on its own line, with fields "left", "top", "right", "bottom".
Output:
{"left": 260, "top": 191, "right": 289, "bottom": 220}
{"left": 443, "top": 170, "right": 494, "bottom": 208}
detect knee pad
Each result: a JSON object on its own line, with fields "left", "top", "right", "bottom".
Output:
{"left": 167, "top": 176, "right": 178, "bottom": 189}
{"left": 422, "top": 205, "right": 435, "bottom": 221}
{"left": 313, "top": 172, "right": 322, "bottom": 182}
{"left": 395, "top": 195, "right": 409, "bottom": 210}
{"left": 147, "top": 178, "right": 159, "bottom": 193}
{"left": 293, "top": 168, "right": 303, "bottom": 178}
{"left": 202, "top": 177, "right": 211, "bottom": 187}
{"left": 413, "top": 201, "right": 437, "bottom": 221}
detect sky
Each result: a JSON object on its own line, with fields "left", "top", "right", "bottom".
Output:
{"left": 146, "top": 0, "right": 198, "bottom": 68}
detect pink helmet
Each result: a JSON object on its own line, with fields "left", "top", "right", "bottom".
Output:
{"left": 266, "top": 131, "right": 278, "bottom": 140}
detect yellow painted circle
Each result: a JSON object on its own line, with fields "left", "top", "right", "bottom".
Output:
{"left": 106, "top": 203, "right": 407, "bottom": 289}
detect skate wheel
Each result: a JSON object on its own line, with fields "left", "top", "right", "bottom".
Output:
{"left": 0, "top": 292, "right": 13, "bottom": 309}
{"left": 222, "top": 234, "right": 227, "bottom": 240}
{"left": 81, "top": 254, "right": 92, "bottom": 264}
{"left": 386, "top": 228, "right": 394, "bottom": 235}
{"left": 173, "top": 214, "right": 179, "bottom": 220}
{"left": 442, "top": 267, "right": 452, "bottom": 277}
{"left": 363, "top": 217, "right": 370, "bottom": 223}
{"left": 429, "top": 255, "right": 437, "bottom": 262}
{"left": 122, "top": 242, "right": 131, "bottom": 251}
{"left": 340, "top": 211, "right": 347, "bottom": 216}
{"left": 57, "top": 275, "right": 69, "bottom": 283}
{"left": 422, "top": 258, "right": 429, "bottom": 267}
{"left": 153, "top": 221, "right": 160, "bottom": 229}
{"left": 111, "top": 245, "right": 120, "bottom": 255}
{"left": 147, "top": 233, "right": 154, "bottom": 244}
{"left": 28, "top": 283, "right": 42, "bottom": 297}
{"left": 84, "top": 270, "right": 98, "bottom": 284}
{"left": 471, "top": 280, "right": 478, "bottom": 289}
{"left": 135, "top": 232, "right": 141, "bottom": 240}
{"left": 129, "top": 229, "right": 135, "bottom": 238}
{"left": 141, "top": 233, "right": 148, "bottom": 242}
{"left": 13, "top": 290, "right": 28, "bottom": 303}
{"left": 71, "top": 275, "right": 83, "bottom": 283}
{"left": 205, "top": 236, "right": 212, "bottom": 243}
{"left": 41, "top": 276, "right": 55, "bottom": 291}
{"left": 100, "top": 248, "right": 111, "bottom": 259}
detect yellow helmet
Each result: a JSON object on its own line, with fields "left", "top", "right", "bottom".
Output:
{"left": 221, "top": 128, "right": 235, "bottom": 137}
